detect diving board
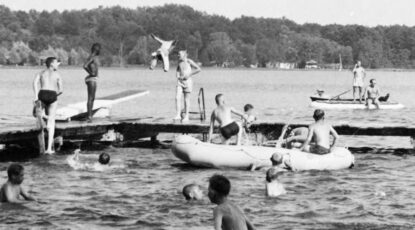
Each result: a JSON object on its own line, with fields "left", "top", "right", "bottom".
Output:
{"left": 56, "top": 90, "right": 149, "bottom": 121}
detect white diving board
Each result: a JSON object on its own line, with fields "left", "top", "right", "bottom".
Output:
{"left": 56, "top": 90, "right": 149, "bottom": 121}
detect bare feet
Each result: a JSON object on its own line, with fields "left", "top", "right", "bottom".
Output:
{"left": 45, "top": 150, "right": 55, "bottom": 155}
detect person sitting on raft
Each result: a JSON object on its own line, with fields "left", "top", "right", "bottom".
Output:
{"left": 363, "top": 78, "right": 381, "bottom": 109}
{"left": 149, "top": 33, "right": 178, "bottom": 72}
{"left": 300, "top": 109, "right": 339, "bottom": 155}
{"left": 208, "top": 94, "right": 247, "bottom": 145}
{"left": 281, "top": 127, "right": 309, "bottom": 149}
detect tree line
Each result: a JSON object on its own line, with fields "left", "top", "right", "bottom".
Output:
{"left": 0, "top": 4, "right": 414, "bottom": 68}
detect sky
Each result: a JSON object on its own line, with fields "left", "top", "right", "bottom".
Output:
{"left": 1, "top": 0, "right": 415, "bottom": 26}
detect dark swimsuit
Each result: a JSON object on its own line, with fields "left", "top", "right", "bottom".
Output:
{"left": 220, "top": 122, "right": 240, "bottom": 139}
{"left": 38, "top": 90, "right": 57, "bottom": 105}
{"left": 309, "top": 145, "right": 330, "bottom": 155}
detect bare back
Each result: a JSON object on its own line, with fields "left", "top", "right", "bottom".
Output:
{"left": 215, "top": 202, "right": 248, "bottom": 230}
{"left": 213, "top": 106, "right": 234, "bottom": 127}
{"left": 39, "top": 70, "right": 61, "bottom": 92}
{"left": 0, "top": 182, "right": 21, "bottom": 203}
{"left": 310, "top": 122, "right": 332, "bottom": 149}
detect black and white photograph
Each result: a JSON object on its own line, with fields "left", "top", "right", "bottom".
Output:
{"left": 0, "top": 0, "right": 414, "bottom": 229}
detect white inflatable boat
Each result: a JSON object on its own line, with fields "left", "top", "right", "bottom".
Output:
{"left": 310, "top": 100, "right": 404, "bottom": 110}
{"left": 171, "top": 135, "right": 355, "bottom": 171}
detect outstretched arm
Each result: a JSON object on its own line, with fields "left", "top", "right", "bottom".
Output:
{"left": 230, "top": 107, "right": 247, "bottom": 120}
{"left": 329, "top": 126, "right": 339, "bottom": 150}
{"left": 208, "top": 112, "right": 215, "bottom": 143}
{"left": 300, "top": 125, "right": 313, "bottom": 151}
{"left": 33, "top": 73, "right": 40, "bottom": 101}
{"left": 20, "top": 187, "right": 36, "bottom": 201}
{"left": 150, "top": 33, "right": 164, "bottom": 44}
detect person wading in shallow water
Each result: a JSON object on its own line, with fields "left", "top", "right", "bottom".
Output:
{"left": 83, "top": 43, "right": 101, "bottom": 122}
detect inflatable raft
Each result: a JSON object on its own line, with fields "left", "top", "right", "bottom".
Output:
{"left": 172, "top": 135, "right": 355, "bottom": 171}
{"left": 310, "top": 100, "right": 404, "bottom": 110}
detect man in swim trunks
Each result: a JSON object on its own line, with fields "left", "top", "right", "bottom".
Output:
{"left": 150, "top": 34, "right": 177, "bottom": 72}
{"left": 352, "top": 61, "right": 366, "bottom": 103}
{"left": 363, "top": 78, "right": 381, "bottom": 109}
{"left": 83, "top": 43, "right": 101, "bottom": 122}
{"left": 33, "top": 57, "right": 63, "bottom": 154}
{"left": 300, "top": 109, "right": 339, "bottom": 155}
{"left": 208, "top": 94, "right": 247, "bottom": 145}
{"left": 174, "top": 50, "right": 201, "bottom": 122}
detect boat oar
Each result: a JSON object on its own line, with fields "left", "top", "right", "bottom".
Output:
{"left": 328, "top": 89, "right": 351, "bottom": 101}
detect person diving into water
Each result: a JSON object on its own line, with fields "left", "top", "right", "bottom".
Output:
{"left": 149, "top": 34, "right": 178, "bottom": 72}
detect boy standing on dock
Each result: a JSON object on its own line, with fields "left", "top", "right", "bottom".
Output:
{"left": 174, "top": 50, "right": 201, "bottom": 122}
{"left": 33, "top": 57, "right": 63, "bottom": 154}
{"left": 208, "top": 94, "right": 246, "bottom": 145}
{"left": 208, "top": 174, "right": 255, "bottom": 230}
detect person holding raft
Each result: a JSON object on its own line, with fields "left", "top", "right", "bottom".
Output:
{"left": 33, "top": 57, "right": 63, "bottom": 154}
{"left": 352, "top": 61, "right": 366, "bottom": 103}
{"left": 208, "top": 94, "right": 247, "bottom": 145}
{"left": 83, "top": 43, "right": 101, "bottom": 122}
{"left": 150, "top": 34, "right": 177, "bottom": 72}
{"left": 300, "top": 109, "right": 339, "bottom": 154}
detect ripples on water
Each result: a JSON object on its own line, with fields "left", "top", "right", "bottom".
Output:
{"left": 1, "top": 68, "right": 415, "bottom": 229}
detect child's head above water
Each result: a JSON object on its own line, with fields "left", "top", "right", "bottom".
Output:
{"left": 270, "top": 153, "right": 283, "bottom": 166}
{"left": 98, "top": 153, "right": 110, "bottom": 165}
{"left": 182, "top": 184, "right": 203, "bottom": 201}
{"left": 7, "top": 163, "right": 24, "bottom": 185}
{"left": 208, "top": 174, "right": 231, "bottom": 204}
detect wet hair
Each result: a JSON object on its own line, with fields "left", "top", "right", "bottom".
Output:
{"left": 182, "top": 184, "right": 199, "bottom": 200}
{"left": 98, "top": 153, "right": 110, "bottom": 165}
{"left": 7, "top": 163, "right": 24, "bottom": 179}
{"left": 270, "top": 153, "right": 283, "bottom": 166}
{"left": 370, "top": 79, "right": 376, "bottom": 83}
{"left": 91, "top": 43, "right": 101, "bottom": 55}
{"left": 313, "top": 109, "right": 325, "bottom": 121}
{"left": 266, "top": 167, "right": 280, "bottom": 183}
{"left": 209, "top": 174, "right": 231, "bottom": 196}
{"left": 45, "top": 57, "right": 57, "bottom": 68}
{"left": 244, "top": 104, "right": 254, "bottom": 112}
{"left": 215, "top": 94, "right": 223, "bottom": 104}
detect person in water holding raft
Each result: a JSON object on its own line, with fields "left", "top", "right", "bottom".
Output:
{"left": 208, "top": 94, "right": 247, "bottom": 145}
{"left": 33, "top": 57, "right": 63, "bottom": 154}
{"left": 0, "top": 164, "right": 36, "bottom": 203}
{"left": 208, "top": 174, "right": 256, "bottom": 230}
{"left": 83, "top": 43, "right": 101, "bottom": 122}
{"left": 265, "top": 167, "right": 287, "bottom": 197}
{"left": 300, "top": 109, "right": 339, "bottom": 154}
{"left": 352, "top": 61, "right": 366, "bottom": 103}
{"left": 174, "top": 50, "right": 201, "bottom": 122}
{"left": 363, "top": 79, "right": 381, "bottom": 109}
{"left": 150, "top": 33, "right": 178, "bottom": 72}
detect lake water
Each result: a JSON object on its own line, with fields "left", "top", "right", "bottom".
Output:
{"left": 0, "top": 68, "right": 414, "bottom": 229}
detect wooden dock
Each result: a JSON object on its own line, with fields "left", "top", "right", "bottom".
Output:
{"left": 1, "top": 117, "right": 415, "bottom": 146}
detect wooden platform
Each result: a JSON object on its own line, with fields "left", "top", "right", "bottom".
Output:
{"left": 1, "top": 118, "right": 415, "bottom": 147}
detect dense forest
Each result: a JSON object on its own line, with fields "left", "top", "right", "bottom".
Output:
{"left": 0, "top": 4, "right": 415, "bottom": 68}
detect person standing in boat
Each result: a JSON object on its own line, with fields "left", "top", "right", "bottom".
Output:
{"left": 33, "top": 57, "right": 63, "bottom": 154}
{"left": 352, "top": 61, "right": 366, "bottom": 103}
{"left": 208, "top": 94, "right": 247, "bottom": 145}
{"left": 363, "top": 79, "right": 381, "bottom": 109}
{"left": 300, "top": 109, "right": 338, "bottom": 154}
{"left": 83, "top": 43, "right": 101, "bottom": 122}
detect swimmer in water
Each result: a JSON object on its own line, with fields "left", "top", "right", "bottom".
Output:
{"left": 67, "top": 149, "right": 113, "bottom": 171}
{"left": 150, "top": 34, "right": 178, "bottom": 72}
{"left": 33, "top": 57, "right": 63, "bottom": 154}
{"left": 208, "top": 94, "right": 247, "bottom": 145}
{"left": 208, "top": 174, "right": 255, "bottom": 230}
{"left": 182, "top": 184, "right": 203, "bottom": 201}
{"left": 0, "top": 163, "right": 36, "bottom": 203}
{"left": 174, "top": 50, "right": 201, "bottom": 122}
{"left": 265, "top": 167, "right": 286, "bottom": 197}
{"left": 83, "top": 43, "right": 101, "bottom": 122}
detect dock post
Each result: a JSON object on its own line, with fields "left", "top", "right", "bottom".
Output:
{"left": 34, "top": 101, "right": 45, "bottom": 155}
{"left": 202, "top": 133, "right": 207, "bottom": 142}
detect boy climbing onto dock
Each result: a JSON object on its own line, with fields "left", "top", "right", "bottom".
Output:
{"left": 33, "top": 57, "right": 63, "bottom": 154}
{"left": 0, "top": 164, "right": 36, "bottom": 203}
{"left": 208, "top": 94, "right": 246, "bottom": 145}
{"left": 208, "top": 174, "right": 255, "bottom": 230}
{"left": 174, "top": 50, "right": 201, "bottom": 122}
